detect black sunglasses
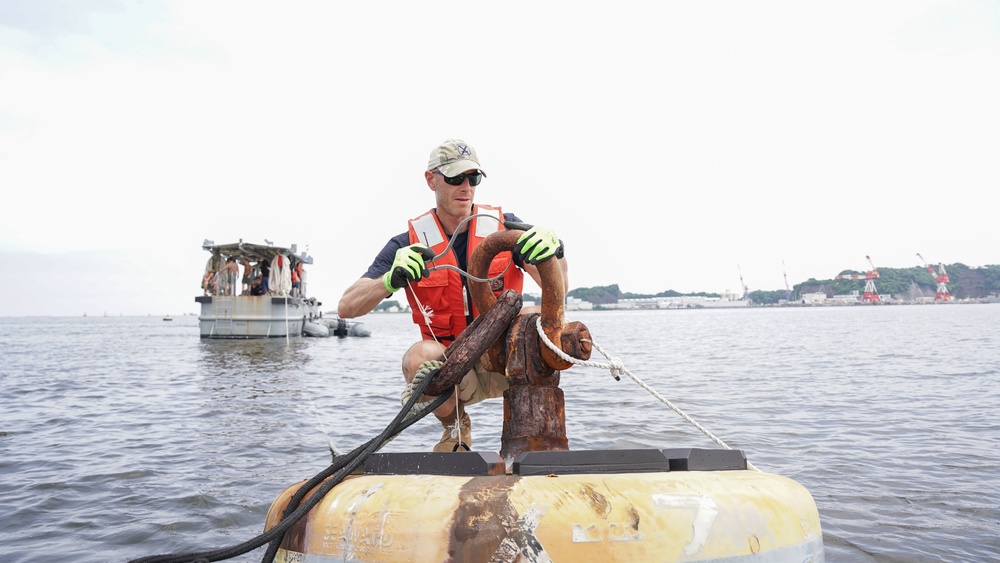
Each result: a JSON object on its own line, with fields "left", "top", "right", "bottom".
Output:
{"left": 437, "top": 170, "right": 483, "bottom": 187}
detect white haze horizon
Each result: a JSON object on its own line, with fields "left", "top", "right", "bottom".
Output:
{"left": 2, "top": 1, "right": 998, "bottom": 317}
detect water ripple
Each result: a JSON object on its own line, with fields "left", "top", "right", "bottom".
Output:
{"left": 1, "top": 307, "right": 998, "bottom": 562}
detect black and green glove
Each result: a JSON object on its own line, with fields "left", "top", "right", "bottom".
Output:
{"left": 382, "top": 244, "right": 435, "bottom": 293}
{"left": 511, "top": 224, "right": 564, "bottom": 265}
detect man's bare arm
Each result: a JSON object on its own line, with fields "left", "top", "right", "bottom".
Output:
{"left": 338, "top": 277, "right": 392, "bottom": 318}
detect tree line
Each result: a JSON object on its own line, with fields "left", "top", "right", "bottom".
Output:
{"left": 373, "top": 263, "right": 999, "bottom": 310}
{"left": 567, "top": 264, "right": 1000, "bottom": 306}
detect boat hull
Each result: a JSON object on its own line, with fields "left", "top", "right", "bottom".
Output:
{"left": 196, "top": 295, "right": 319, "bottom": 339}
{"left": 264, "top": 450, "right": 823, "bottom": 562}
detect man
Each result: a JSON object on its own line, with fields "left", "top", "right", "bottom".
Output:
{"left": 259, "top": 259, "right": 270, "bottom": 295}
{"left": 221, "top": 257, "right": 240, "bottom": 296}
{"left": 338, "top": 139, "right": 567, "bottom": 452}
{"left": 291, "top": 261, "right": 303, "bottom": 297}
{"left": 241, "top": 258, "right": 253, "bottom": 295}
{"left": 294, "top": 261, "right": 305, "bottom": 298}
{"left": 203, "top": 252, "right": 223, "bottom": 296}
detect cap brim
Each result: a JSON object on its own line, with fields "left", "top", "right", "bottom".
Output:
{"left": 437, "top": 160, "right": 486, "bottom": 177}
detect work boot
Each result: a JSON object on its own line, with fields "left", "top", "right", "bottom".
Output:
{"left": 433, "top": 410, "right": 472, "bottom": 452}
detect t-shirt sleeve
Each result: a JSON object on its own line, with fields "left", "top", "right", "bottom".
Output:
{"left": 361, "top": 233, "right": 409, "bottom": 279}
{"left": 503, "top": 212, "right": 522, "bottom": 224}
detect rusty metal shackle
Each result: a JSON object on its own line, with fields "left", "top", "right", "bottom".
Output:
{"left": 468, "top": 230, "right": 591, "bottom": 371}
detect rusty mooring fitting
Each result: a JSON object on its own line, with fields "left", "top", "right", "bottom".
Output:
{"left": 468, "top": 230, "right": 592, "bottom": 372}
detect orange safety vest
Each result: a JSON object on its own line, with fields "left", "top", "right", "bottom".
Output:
{"left": 404, "top": 205, "right": 524, "bottom": 344}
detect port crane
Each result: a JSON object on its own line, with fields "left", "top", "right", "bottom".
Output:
{"left": 782, "top": 259, "right": 791, "bottom": 301}
{"left": 737, "top": 265, "right": 749, "bottom": 301}
{"left": 836, "top": 255, "right": 881, "bottom": 303}
{"left": 917, "top": 253, "right": 951, "bottom": 301}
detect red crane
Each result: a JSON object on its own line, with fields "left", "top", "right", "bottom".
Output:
{"left": 917, "top": 253, "right": 951, "bottom": 301}
{"left": 836, "top": 255, "right": 881, "bottom": 303}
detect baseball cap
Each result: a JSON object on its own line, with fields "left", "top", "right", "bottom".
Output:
{"left": 427, "top": 139, "right": 486, "bottom": 177}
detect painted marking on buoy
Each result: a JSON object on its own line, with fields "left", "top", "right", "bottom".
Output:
{"left": 336, "top": 482, "right": 386, "bottom": 558}
{"left": 493, "top": 504, "right": 552, "bottom": 563}
{"left": 571, "top": 524, "right": 599, "bottom": 543}
{"left": 651, "top": 494, "right": 718, "bottom": 556}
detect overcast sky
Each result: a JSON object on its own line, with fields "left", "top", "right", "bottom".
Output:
{"left": 2, "top": 1, "right": 998, "bottom": 317}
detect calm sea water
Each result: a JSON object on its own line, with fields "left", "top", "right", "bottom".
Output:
{"left": 1, "top": 305, "right": 998, "bottom": 562}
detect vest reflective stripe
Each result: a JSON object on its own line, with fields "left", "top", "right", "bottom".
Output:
{"left": 404, "top": 205, "right": 524, "bottom": 344}
{"left": 410, "top": 213, "right": 446, "bottom": 248}
{"left": 474, "top": 207, "right": 502, "bottom": 239}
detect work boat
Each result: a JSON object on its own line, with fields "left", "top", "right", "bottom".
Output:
{"left": 262, "top": 230, "right": 824, "bottom": 562}
{"left": 196, "top": 240, "right": 368, "bottom": 339}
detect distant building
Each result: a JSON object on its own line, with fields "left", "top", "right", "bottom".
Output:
{"left": 801, "top": 292, "right": 828, "bottom": 305}
{"left": 614, "top": 296, "right": 749, "bottom": 309}
{"left": 828, "top": 292, "right": 859, "bottom": 305}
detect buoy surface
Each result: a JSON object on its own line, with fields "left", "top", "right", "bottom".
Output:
{"left": 264, "top": 450, "right": 823, "bottom": 562}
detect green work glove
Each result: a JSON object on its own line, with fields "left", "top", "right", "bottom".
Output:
{"left": 383, "top": 244, "right": 435, "bottom": 293}
{"left": 514, "top": 225, "right": 564, "bottom": 265}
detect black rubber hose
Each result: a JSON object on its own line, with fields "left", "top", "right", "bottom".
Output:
{"left": 259, "top": 379, "right": 451, "bottom": 563}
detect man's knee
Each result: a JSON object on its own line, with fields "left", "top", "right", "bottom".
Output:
{"left": 401, "top": 340, "right": 447, "bottom": 382}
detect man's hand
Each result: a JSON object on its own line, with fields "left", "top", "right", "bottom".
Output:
{"left": 383, "top": 244, "right": 435, "bottom": 293}
{"left": 514, "top": 225, "right": 564, "bottom": 265}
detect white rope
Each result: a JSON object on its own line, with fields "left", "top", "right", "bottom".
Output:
{"left": 405, "top": 283, "right": 442, "bottom": 353}
{"left": 534, "top": 317, "right": 760, "bottom": 472}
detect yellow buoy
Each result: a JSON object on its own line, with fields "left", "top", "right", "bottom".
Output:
{"left": 264, "top": 450, "right": 823, "bottom": 562}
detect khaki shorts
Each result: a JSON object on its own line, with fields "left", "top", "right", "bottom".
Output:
{"left": 457, "top": 360, "right": 509, "bottom": 406}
